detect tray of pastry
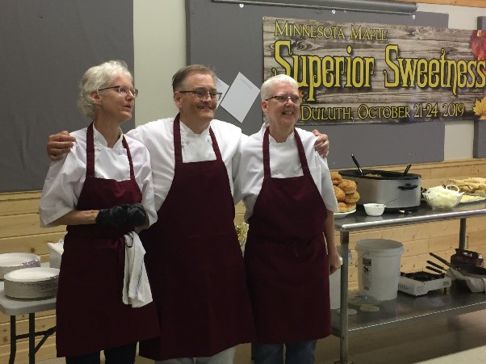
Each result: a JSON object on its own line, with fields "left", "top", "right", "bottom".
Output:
{"left": 332, "top": 171, "right": 359, "bottom": 217}
{"left": 449, "top": 177, "right": 486, "bottom": 197}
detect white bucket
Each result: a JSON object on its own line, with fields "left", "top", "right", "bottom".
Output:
{"left": 356, "top": 239, "right": 404, "bottom": 301}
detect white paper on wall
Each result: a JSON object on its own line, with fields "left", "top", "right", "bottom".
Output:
{"left": 220, "top": 72, "right": 260, "bottom": 124}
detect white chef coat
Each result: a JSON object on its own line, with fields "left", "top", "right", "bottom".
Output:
{"left": 234, "top": 124, "right": 338, "bottom": 221}
{"left": 39, "top": 124, "right": 157, "bottom": 227}
{"left": 127, "top": 117, "right": 243, "bottom": 211}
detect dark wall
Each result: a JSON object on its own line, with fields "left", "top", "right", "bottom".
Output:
{"left": 0, "top": 0, "right": 133, "bottom": 192}
{"left": 186, "top": 0, "right": 449, "bottom": 169}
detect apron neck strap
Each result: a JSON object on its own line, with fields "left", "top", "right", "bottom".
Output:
{"left": 86, "top": 123, "right": 95, "bottom": 177}
{"left": 173, "top": 113, "right": 183, "bottom": 164}
{"left": 262, "top": 127, "right": 271, "bottom": 179}
{"left": 122, "top": 136, "right": 136, "bottom": 181}
{"left": 294, "top": 129, "right": 310, "bottom": 174}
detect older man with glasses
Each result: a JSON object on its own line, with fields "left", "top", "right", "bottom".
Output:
{"left": 130, "top": 65, "right": 255, "bottom": 364}
{"left": 47, "top": 64, "right": 330, "bottom": 364}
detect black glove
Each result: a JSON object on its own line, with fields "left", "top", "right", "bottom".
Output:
{"left": 95, "top": 203, "right": 147, "bottom": 227}
{"left": 124, "top": 203, "right": 147, "bottom": 226}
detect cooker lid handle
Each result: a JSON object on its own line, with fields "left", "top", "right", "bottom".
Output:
{"left": 351, "top": 154, "right": 364, "bottom": 175}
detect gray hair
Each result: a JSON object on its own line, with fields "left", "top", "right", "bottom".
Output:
{"left": 260, "top": 74, "right": 299, "bottom": 100}
{"left": 77, "top": 60, "right": 133, "bottom": 118}
{"left": 172, "top": 64, "right": 217, "bottom": 92}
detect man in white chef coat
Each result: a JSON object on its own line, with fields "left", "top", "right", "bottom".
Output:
{"left": 47, "top": 64, "right": 330, "bottom": 364}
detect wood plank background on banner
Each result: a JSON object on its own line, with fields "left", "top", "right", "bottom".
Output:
{"left": 263, "top": 17, "right": 483, "bottom": 123}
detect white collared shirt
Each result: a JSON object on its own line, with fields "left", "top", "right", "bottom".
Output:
{"left": 39, "top": 124, "right": 157, "bottom": 227}
{"left": 234, "top": 123, "right": 338, "bottom": 220}
{"left": 127, "top": 117, "right": 244, "bottom": 211}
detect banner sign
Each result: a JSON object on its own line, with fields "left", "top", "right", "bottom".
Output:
{"left": 263, "top": 17, "right": 485, "bottom": 123}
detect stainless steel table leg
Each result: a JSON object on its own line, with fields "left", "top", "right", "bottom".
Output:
{"left": 459, "top": 218, "right": 467, "bottom": 250}
{"left": 339, "top": 231, "right": 350, "bottom": 364}
{"left": 9, "top": 316, "right": 16, "bottom": 364}
{"left": 29, "top": 313, "right": 35, "bottom": 364}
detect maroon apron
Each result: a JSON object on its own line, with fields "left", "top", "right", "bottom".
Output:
{"left": 245, "top": 127, "right": 330, "bottom": 344}
{"left": 139, "top": 115, "right": 254, "bottom": 360}
{"left": 56, "top": 123, "right": 159, "bottom": 357}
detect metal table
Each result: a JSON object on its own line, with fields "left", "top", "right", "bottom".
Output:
{"left": 0, "top": 282, "right": 56, "bottom": 364}
{"left": 333, "top": 201, "right": 486, "bottom": 364}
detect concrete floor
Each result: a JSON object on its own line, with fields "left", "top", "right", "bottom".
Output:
{"left": 38, "top": 309, "right": 486, "bottom": 364}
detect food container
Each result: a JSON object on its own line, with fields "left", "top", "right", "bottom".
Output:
{"left": 356, "top": 239, "right": 404, "bottom": 301}
{"left": 422, "top": 185, "right": 462, "bottom": 210}
{"left": 4, "top": 267, "right": 59, "bottom": 300}
{"left": 340, "top": 169, "right": 421, "bottom": 210}
{"left": 0, "top": 252, "right": 41, "bottom": 279}
{"left": 363, "top": 203, "right": 385, "bottom": 216}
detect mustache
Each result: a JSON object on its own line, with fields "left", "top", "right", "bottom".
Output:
{"left": 196, "top": 102, "right": 216, "bottom": 110}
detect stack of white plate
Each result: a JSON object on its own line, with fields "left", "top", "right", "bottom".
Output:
{"left": 4, "top": 267, "right": 60, "bottom": 300}
{"left": 0, "top": 252, "right": 41, "bottom": 279}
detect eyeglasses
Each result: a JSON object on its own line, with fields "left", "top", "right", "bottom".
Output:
{"left": 266, "top": 94, "right": 301, "bottom": 104}
{"left": 178, "top": 88, "right": 222, "bottom": 100}
{"left": 98, "top": 85, "right": 139, "bottom": 97}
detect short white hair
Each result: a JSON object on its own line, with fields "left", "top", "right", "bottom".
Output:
{"left": 260, "top": 74, "right": 299, "bottom": 100}
{"left": 77, "top": 60, "right": 133, "bottom": 118}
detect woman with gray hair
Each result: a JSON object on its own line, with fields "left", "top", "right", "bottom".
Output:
{"left": 235, "top": 74, "right": 340, "bottom": 364}
{"left": 39, "top": 60, "right": 159, "bottom": 363}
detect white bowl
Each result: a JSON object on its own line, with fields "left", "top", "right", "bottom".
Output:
{"left": 363, "top": 203, "right": 385, "bottom": 216}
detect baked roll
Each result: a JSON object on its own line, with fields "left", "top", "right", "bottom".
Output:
{"left": 338, "top": 179, "right": 357, "bottom": 194}
{"left": 331, "top": 171, "right": 343, "bottom": 185}
{"left": 344, "top": 191, "right": 360, "bottom": 204}
{"left": 334, "top": 186, "right": 346, "bottom": 202}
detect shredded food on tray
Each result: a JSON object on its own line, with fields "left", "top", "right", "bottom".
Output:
{"left": 460, "top": 194, "right": 486, "bottom": 203}
{"left": 449, "top": 177, "right": 486, "bottom": 196}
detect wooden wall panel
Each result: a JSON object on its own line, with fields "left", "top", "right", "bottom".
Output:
{"left": 0, "top": 233, "right": 65, "bottom": 258}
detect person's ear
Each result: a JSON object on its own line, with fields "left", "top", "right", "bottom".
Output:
{"left": 90, "top": 91, "right": 102, "bottom": 105}
{"left": 174, "top": 91, "right": 183, "bottom": 109}
{"left": 261, "top": 99, "right": 269, "bottom": 114}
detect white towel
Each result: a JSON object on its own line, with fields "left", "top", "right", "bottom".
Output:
{"left": 448, "top": 267, "right": 486, "bottom": 293}
{"left": 123, "top": 232, "right": 153, "bottom": 307}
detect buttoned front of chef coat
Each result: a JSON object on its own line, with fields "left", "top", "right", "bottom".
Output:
{"left": 234, "top": 123, "right": 338, "bottom": 220}
{"left": 127, "top": 117, "right": 244, "bottom": 211}
{"left": 39, "top": 124, "right": 157, "bottom": 227}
